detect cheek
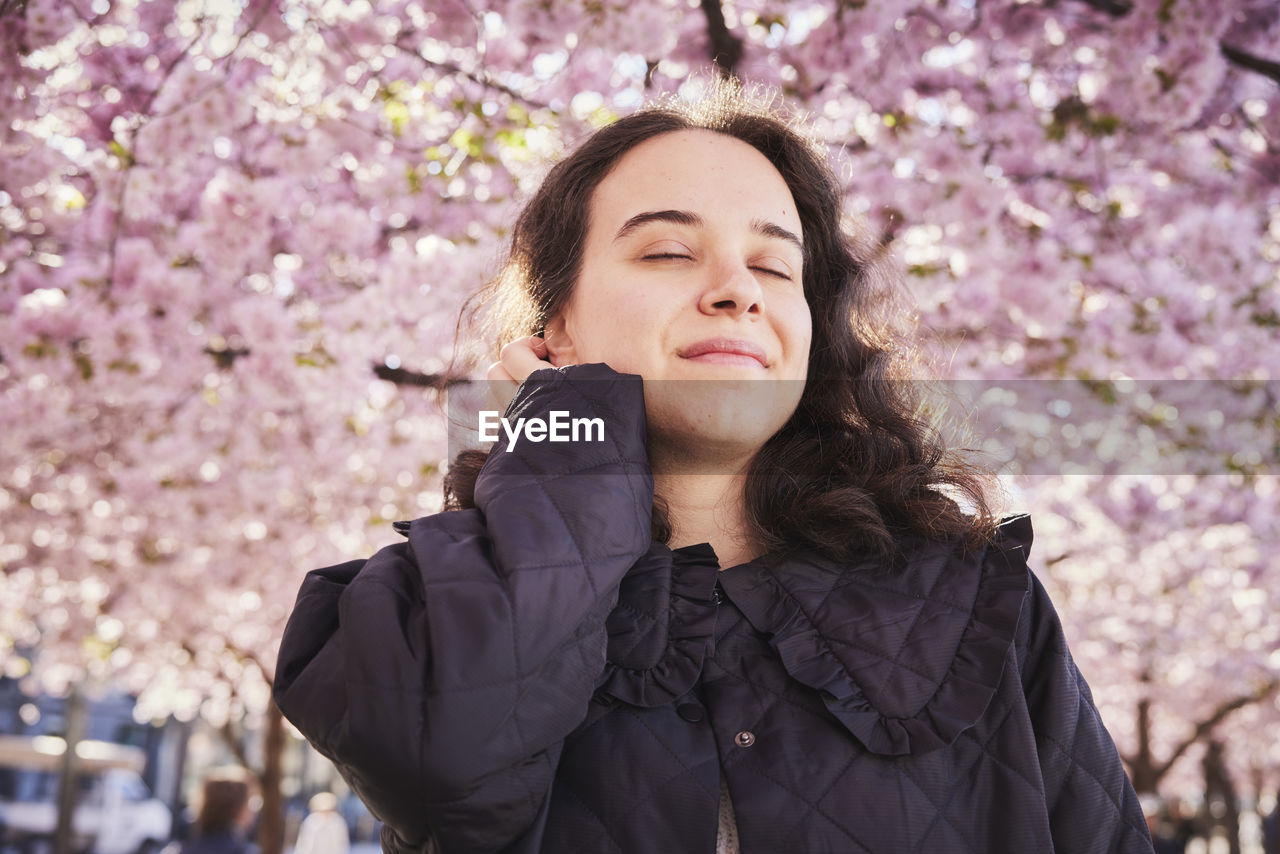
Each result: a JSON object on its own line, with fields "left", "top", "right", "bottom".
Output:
{"left": 592, "top": 285, "right": 665, "bottom": 335}
{"left": 787, "top": 300, "right": 813, "bottom": 346}
{"left": 565, "top": 284, "right": 653, "bottom": 363}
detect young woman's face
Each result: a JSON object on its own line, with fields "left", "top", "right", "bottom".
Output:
{"left": 545, "top": 128, "right": 812, "bottom": 465}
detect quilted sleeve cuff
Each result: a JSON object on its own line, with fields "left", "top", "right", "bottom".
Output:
{"left": 471, "top": 362, "right": 655, "bottom": 576}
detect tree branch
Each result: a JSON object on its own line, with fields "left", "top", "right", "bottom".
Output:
{"left": 391, "top": 41, "right": 550, "bottom": 110}
{"left": 1063, "top": 0, "right": 1280, "bottom": 85}
{"left": 177, "top": 638, "right": 254, "bottom": 769}
{"left": 373, "top": 363, "right": 467, "bottom": 390}
{"left": 222, "top": 640, "right": 274, "bottom": 689}
{"left": 1220, "top": 42, "right": 1280, "bottom": 86}
{"left": 218, "top": 719, "right": 253, "bottom": 769}
{"left": 1069, "top": 0, "right": 1133, "bottom": 15}
{"left": 699, "top": 0, "right": 743, "bottom": 78}
{"left": 201, "top": 343, "right": 466, "bottom": 390}
{"left": 206, "top": 345, "right": 251, "bottom": 369}
{"left": 1154, "top": 679, "right": 1280, "bottom": 781}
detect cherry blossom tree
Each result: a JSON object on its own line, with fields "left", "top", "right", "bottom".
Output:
{"left": 2, "top": 1, "right": 1278, "bottom": 847}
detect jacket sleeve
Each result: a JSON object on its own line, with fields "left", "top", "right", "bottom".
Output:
{"left": 1018, "top": 570, "right": 1156, "bottom": 853}
{"left": 272, "top": 363, "right": 654, "bottom": 854}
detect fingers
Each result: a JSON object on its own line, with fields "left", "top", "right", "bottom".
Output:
{"left": 500, "top": 335, "right": 552, "bottom": 383}
{"left": 484, "top": 336, "right": 553, "bottom": 414}
{"left": 484, "top": 361, "right": 518, "bottom": 414}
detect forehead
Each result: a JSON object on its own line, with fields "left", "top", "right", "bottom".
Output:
{"left": 588, "top": 129, "right": 802, "bottom": 236}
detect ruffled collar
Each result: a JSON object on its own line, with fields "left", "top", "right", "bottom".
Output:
{"left": 594, "top": 515, "right": 1034, "bottom": 757}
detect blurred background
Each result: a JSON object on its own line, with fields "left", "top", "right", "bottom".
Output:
{"left": 1, "top": 0, "right": 1277, "bottom": 852}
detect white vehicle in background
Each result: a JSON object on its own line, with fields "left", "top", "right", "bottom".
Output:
{"left": 0, "top": 735, "right": 172, "bottom": 854}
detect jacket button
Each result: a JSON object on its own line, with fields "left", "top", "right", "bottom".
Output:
{"left": 677, "top": 703, "right": 705, "bottom": 723}
{"left": 734, "top": 730, "right": 755, "bottom": 747}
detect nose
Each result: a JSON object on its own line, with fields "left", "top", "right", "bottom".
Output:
{"left": 698, "top": 258, "right": 763, "bottom": 318}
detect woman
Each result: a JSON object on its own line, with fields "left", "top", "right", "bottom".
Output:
{"left": 293, "top": 792, "right": 350, "bottom": 854}
{"left": 175, "top": 771, "right": 259, "bottom": 854}
{"left": 274, "top": 81, "right": 1154, "bottom": 853}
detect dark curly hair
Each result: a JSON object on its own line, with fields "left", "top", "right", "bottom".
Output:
{"left": 195, "top": 769, "right": 253, "bottom": 837}
{"left": 442, "top": 79, "right": 996, "bottom": 564}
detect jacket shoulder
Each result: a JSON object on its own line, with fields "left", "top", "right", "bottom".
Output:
{"left": 718, "top": 514, "right": 1034, "bottom": 756}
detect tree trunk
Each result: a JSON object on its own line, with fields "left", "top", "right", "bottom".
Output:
{"left": 53, "top": 688, "right": 87, "bottom": 854}
{"left": 698, "top": 0, "right": 743, "bottom": 77}
{"left": 257, "top": 699, "right": 286, "bottom": 854}
{"left": 1127, "top": 680, "right": 1276, "bottom": 796}
{"left": 1203, "top": 739, "right": 1241, "bottom": 854}
{"left": 1128, "top": 696, "right": 1157, "bottom": 794}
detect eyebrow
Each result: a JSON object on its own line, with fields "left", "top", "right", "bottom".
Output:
{"left": 613, "top": 209, "right": 804, "bottom": 253}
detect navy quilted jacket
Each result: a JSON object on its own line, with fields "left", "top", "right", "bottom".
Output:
{"left": 274, "top": 363, "right": 1154, "bottom": 854}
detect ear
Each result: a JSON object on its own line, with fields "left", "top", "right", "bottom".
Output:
{"left": 542, "top": 314, "right": 579, "bottom": 367}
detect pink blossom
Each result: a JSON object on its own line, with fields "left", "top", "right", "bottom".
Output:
{"left": 1, "top": 0, "right": 1278, "bottom": 800}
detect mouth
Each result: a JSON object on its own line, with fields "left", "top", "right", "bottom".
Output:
{"left": 677, "top": 338, "right": 768, "bottom": 368}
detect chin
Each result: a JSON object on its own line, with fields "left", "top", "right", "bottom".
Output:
{"left": 643, "top": 383, "right": 797, "bottom": 472}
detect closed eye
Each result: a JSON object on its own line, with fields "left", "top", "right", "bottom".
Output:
{"left": 753, "top": 266, "right": 792, "bottom": 281}
{"left": 642, "top": 254, "right": 794, "bottom": 282}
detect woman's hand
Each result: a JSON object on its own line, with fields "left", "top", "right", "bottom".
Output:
{"left": 484, "top": 335, "right": 558, "bottom": 414}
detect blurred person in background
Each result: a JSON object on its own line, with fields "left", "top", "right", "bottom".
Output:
{"left": 174, "top": 769, "right": 258, "bottom": 854}
{"left": 1264, "top": 796, "right": 1279, "bottom": 854}
{"left": 293, "top": 793, "right": 349, "bottom": 854}
{"left": 1142, "top": 795, "right": 1188, "bottom": 854}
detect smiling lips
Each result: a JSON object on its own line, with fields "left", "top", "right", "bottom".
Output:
{"left": 678, "top": 338, "right": 769, "bottom": 368}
